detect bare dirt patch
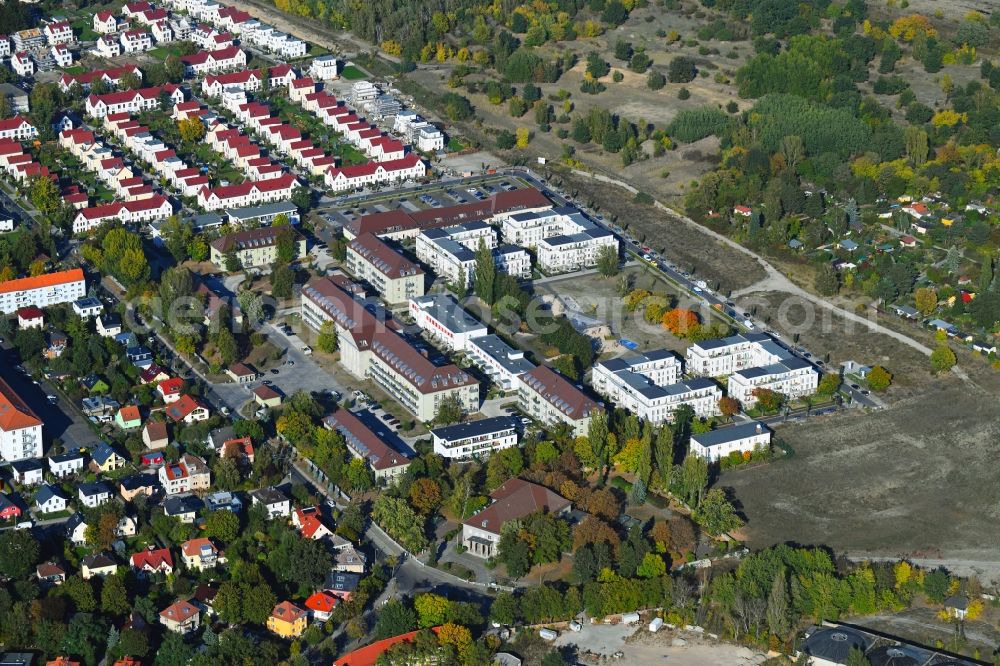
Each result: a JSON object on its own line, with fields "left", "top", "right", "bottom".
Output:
{"left": 724, "top": 378, "right": 1000, "bottom": 563}
{"left": 554, "top": 170, "right": 767, "bottom": 293}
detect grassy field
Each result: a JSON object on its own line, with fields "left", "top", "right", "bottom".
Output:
{"left": 446, "top": 137, "right": 465, "bottom": 152}
{"left": 340, "top": 64, "right": 366, "bottom": 80}
{"left": 148, "top": 44, "right": 185, "bottom": 60}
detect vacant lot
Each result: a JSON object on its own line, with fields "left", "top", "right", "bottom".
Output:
{"left": 534, "top": 265, "right": 699, "bottom": 357}
{"left": 854, "top": 607, "right": 1000, "bottom": 661}
{"left": 554, "top": 171, "right": 767, "bottom": 294}
{"left": 724, "top": 374, "right": 1000, "bottom": 566}
{"left": 733, "top": 291, "right": 936, "bottom": 394}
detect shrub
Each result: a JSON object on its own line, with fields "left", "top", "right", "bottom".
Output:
{"left": 678, "top": 87, "right": 691, "bottom": 99}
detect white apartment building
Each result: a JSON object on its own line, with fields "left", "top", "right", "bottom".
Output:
{"left": 431, "top": 416, "right": 519, "bottom": 460}
{"left": 301, "top": 277, "right": 479, "bottom": 422}
{"left": 686, "top": 332, "right": 785, "bottom": 377}
{"left": 180, "top": 45, "right": 246, "bottom": 75}
{"left": 0, "top": 268, "right": 86, "bottom": 314}
{"left": 518, "top": 365, "right": 598, "bottom": 438}
{"left": 11, "top": 52, "right": 34, "bottom": 78}
{"left": 408, "top": 294, "right": 487, "bottom": 352}
{"left": 393, "top": 110, "right": 445, "bottom": 152}
{"left": 345, "top": 232, "right": 425, "bottom": 304}
{"left": 51, "top": 44, "right": 73, "bottom": 67}
{"left": 499, "top": 205, "right": 618, "bottom": 274}
{"left": 593, "top": 350, "right": 691, "bottom": 421}
{"left": 85, "top": 85, "right": 185, "bottom": 118}
{"left": 43, "top": 21, "right": 74, "bottom": 45}
{"left": 727, "top": 356, "right": 819, "bottom": 407}
{"left": 120, "top": 29, "right": 153, "bottom": 53}
{"left": 689, "top": 421, "right": 772, "bottom": 462}
{"left": 415, "top": 222, "right": 530, "bottom": 290}
{"left": 0, "top": 377, "right": 42, "bottom": 461}
{"left": 466, "top": 334, "right": 536, "bottom": 392}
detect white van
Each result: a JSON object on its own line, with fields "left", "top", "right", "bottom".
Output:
{"left": 538, "top": 628, "right": 557, "bottom": 641}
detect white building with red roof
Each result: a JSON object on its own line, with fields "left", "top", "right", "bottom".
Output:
{"left": 122, "top": 1, "right": 155, "bottom": 19}
{"left": 0, "top": 116, "right": 38, "bottom": 142}
{"left": 292, "top": 506, "right": 333, "bottom": 540}
{"left": 180, "top": 45, "right": 246, "bottom": 76}
{"left": 86, "top": 85, "right": 183, "bottom": 118}
{"left": 201, "top": 68, "right": 261, "bottom": 97}
{"left": 324, "top": 154, "right": 425, "bottom": 193}
{"left": 60, "top": 65, "right": 143, "bottom": 93}
{"left": 197, "top": 172, "right": 297, "bottom": 210}
{"left": 43, "top": 21, "right": 74, "bottom": 45}
{"left": 72, "top": 195, "right": 173, "bottom": 234}
{"left": 165, "top": 395, "right": 210, "bottom": 424}
{"left": 119, "top": 28, "right": 153, "bottom": 53}
{"left": 94, "top": 35, "right": 123, "bottom": 58}
{"left": 51, "top": 44, "right": 73, "bottom": 68}
{"left": 0, "top": 375, "right": 43, "bottom": 461}
{"left": 131, "top": 546, "right": 174, "bottom": 574}
{"left": 93, "top": 11, "right": 120, "bottom": 34}
{"left": 11, "top": 52, "right": 34, "bottom": 78}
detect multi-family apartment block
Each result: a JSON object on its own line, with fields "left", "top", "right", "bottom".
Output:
{"left": 408, "top": 294, "right": 488, "bottom": 352}
{"left": 0, "top": 376, "right": 42, "bottom": 461}
{"left": 345, "top": 233, "right": 425, "bottom": 304}
{"left": 415, "top": 221, "right": 530, "bottom": 290}
{"left": 0, "top": 268, "right": 85, "bottom": 314}
{"left": 431, "top": 416, "right": 519, "bottom": 460}
{"left": 301, "top": 277, "right": 479, "bottom": 421}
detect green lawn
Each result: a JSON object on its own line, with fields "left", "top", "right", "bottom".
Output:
{"left": 447, "top": 137, "right": 465, "bottom": 152}
{"left": 71, "top": 18, "right": 97, "bottom": 42}
{"left": 63, "top": 65, "right": 86, "bottom": 75}
{"left": 148, "top": 44, "right": 184, "bottom": 61}
{"left": 337, "top": 142, "right": 368, "bottom": 166}
{"left": 340, "top": 65, "right": 367, "bottom": 80}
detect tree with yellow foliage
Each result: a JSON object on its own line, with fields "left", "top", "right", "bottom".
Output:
{"left": 515, "top": 127, "right": 531, "bottom": 149}
{"left": 380, "top": 40, "right": 402, "bottom": 57}
{"left": 889, "top": 14, "right": 937, "bottom": 42}
{"left": 0, "top": 266, "right": 14, "bottom": 283}
{"left": 931, "top": 110, "right": 966, "bottom": 127}
{"left": 177, "top": 117, "right": 205, "bottom": 144}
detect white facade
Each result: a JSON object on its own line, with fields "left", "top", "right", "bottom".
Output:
{"left": 415, "top": 222, "right": 530, "bottom": 289}
{"left": 686, "top": 332, "right": 786, "bottom": 377}
{"left": 79, "top": 484, "right": 112, "bottom": 508}
{"left": 309, "top": 55, "right": 339, "bottom": 80}
{"left": 499, "top": 206, "right": 618, "bottom": 274}
{"left": 689, "top": 421, "right": 772, "bottom": 462}
{"left": 49, "top": 454, "right": 84, "bottom": 478}
{"left": 431, "top": 417, "right": 519, "bottom": 460}
{"left": 0, "top": 270, "right": 86, "bottom": 314}
{"left": 408, "top": 294, "right": 487, "bottom": 353}
{"left": 0, "top": 391, "right": 42, "bottom": 462}
{"left": 727, "top": 360, "right": 819, "bottom": 407}
{"left": 11, "top": 53, "right": 34, "bottom": 78}
{"left": 466, "top": 334, "right": 535, "bottom": 392}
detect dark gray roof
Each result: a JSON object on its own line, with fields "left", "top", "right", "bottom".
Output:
{"left": 164, "top": 494, "right": 203, "bottom": 515}
{"left": 79, "top": 481, "right": 111, "bottom": 497}
{"left": 10, "top": 458, "right": 42, "bottom": 473}
{"left": 325, "top": 571, "right": 361, "bottom": 592}
{"left": 432, "top": 416, "right": 518, "bottom": 442}
{"left": 691, "top": 422, "right": 770, "bottom": 448}
{"left": 801, "top": 627, "right": 871, "bottom": 664}
{"left": 35, "top": 484, "right": 67, "bottom": 505}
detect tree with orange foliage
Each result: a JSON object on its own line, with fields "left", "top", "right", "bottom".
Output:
{"left": 585, "top": 487, "right": 622, "bottom": 521}
{"left": 661, "top": 307, "right": 700, "bottom": 338}
{"left": 889, "top": 14, "right": 937, "bottom": 41}
{"left": 572, "top": 514, "right": 622, "bottom": 552}
{"left": 649, "top": 520, "right": 672, "bottom": 553}
{"left": 718, "top": 396, "right": 741, "bottom": 419}
{"left": 409, "top": 478, "right": 442, "bottom": 515}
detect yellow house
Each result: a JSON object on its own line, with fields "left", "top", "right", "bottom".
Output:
{"left": 267, "top": 601, "right": 307, "bottom": 638}
{"left": 940, "top": 216, "right": 954, "bottom": 227}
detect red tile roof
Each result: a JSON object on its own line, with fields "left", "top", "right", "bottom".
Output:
{"left": 132, "top": 546, "right": 173, "bottom": 571}
{"left": 17, "top": 305, "right": 44, "bottom": 320}
{"left": 333, "top": 629, "right": 440, "bottom": 666}
{"left": 271, "top": 600, "right": 306, "bottom": 623}
{"left": 463, "top": 478, "right": 570, "bottom": 536}
{"left": 159, "top": 599, "right": 198, "bottom": 622}
{"left": 118, "top": 405, "right": 141, "bottom": 422}
{"left": 0, "top": 375, "right": 42, "bottom": 431}
{"left": 305, "top": 590, "right": 338, "bottom": 613}
{"left": 0, "top": 268, "right": 83, "bottom": 295}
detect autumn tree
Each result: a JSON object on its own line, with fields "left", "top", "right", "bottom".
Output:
{"left": 177, "top": 116, "right": 206, "bottom": 144}
{"left": 515, "top": 127, "right": 531, "bottom": 149}
{"left": 661, "top": 307, "right": 700, "bottom": 338}
{"left": 718, "top": 396, "right": 740, "bottom": 419}
{"left": 930, "top": 346, "right": 956, "bottom": 372}
{"left": 316, "top": 320, "right": 338, "bottom": 353}
{"left": 751, "top": 388, "right": 785, "bottom": 413}
{"left": 409, "top": 478, "right": 442, "bottom": 515}
{"left": 866, "top": 366, "right": 892, "bottom": 391}
{"left": 914, "top": 287, "right": 937, "bottom": 315}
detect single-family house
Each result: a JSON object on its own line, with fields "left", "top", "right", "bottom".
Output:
{"left": 0, "top": 493, "right": 22, "bottom": 520}
{"left": 181, "top": 538, "right": 224, "bottom": 571}
{"left": 78, "top": 481, "right": 112, "bottom": 508}
{"left": 165, "top": 395, "right": 209, "bottom": 423}
{"left": 81, "top": 552, "right": 119, "bottom": 580}
{"left": 225, "top": 362, "right": 259, "bottom": 383}
{"left": 36, "top": 562, "right": 67, "bottom": 586}
{"left": 35, "top": 484, "right": 68, "bottom": 513}
{"left": 49, "top": 452, "right": 85, "bottom": 478}
{"left": 253, "top": 384, "right": 282, "bottom": 408}
{"left": 96, "top": 314, "right": 122, "bottom": 338}
{"left": 89, "top": 442, "right": 126, "bottom": 472}
{"left": 157, "top": 377, "right": 184, "bottom": 404}
{"left": 119, "top": 473, "right": 158, "bottom": 501}
{"left": 10, "top": 458, "right": 43, "bottom": 485}
{"left": 292, "top": 506, "right": 333, "bottom": 540}
{"left": 143, "top": 420, "right": 170, "bottom": 449}
{"left": 65, "top": 513, "right": 89, "bottom": 545}
{"left": 160, "top": 599, "right": 200, "bottom": 634}
{"left": 163, "top": 494, "right": 202, "bottom": 523}
{"left": 267, "top": 601, "right": 307, "bottom": 638}
{"left": 250, "top": 487, "right": 290, "bottom": 519}
{"left": 131, "top": 546, "right": 174, "bottom": 575}
{"left": 17, "top": 306, "right": 43, "bottom": 329}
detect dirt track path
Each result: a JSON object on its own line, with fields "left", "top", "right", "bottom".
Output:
{"left": 570, "top": 170, "right": 937, "bottom": 359}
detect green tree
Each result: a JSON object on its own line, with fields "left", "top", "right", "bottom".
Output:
{"left": 271, "top": 263, "right": 294, "bottom": 299}
{"left": 414, "top": 593, "right": 450, "bottom": 628}
{"left": 155, "top": 631, "right": 195, "bottom": 666}
{"left": 668, "top": 56, "right": 697, "bottom": 83}
{"left": 435, "top": 394, "right": 464, "bottom": 425}
{"left": 846, "top": 647, "right": 871, "bottom": 666}
{"left": 290, "top": 186, "right": 312, "bottom": 211}
{"left": 490, "top": 592, "right": 518, "bottom": 626}
{"left": 0, "top": 529, "right": 39, "bottom": 578}
{"left": 216, "top": 327, "right": 239, "bottom": 366}
{"left": 372, "top": 495, "right": 428, "bottom": 552}
{"left": 930, "top": 346, "right": 956, "bottom": 372}
{"left": 585, "top": 52, "right": 610, "bottom": 78}
{"left": 695, "top": 488, "right": 743, "bottom": 535}
{"left": 473, "top": 238, "right": 496, "bottom": 302}
{"left": 164, "top": 54, "right": 185, "bottom": 83}
{"left": 647, "top": 69, "right": 666, "bottom": 90}
{"left": 678, "top": 454, "right": 708, "bottom": 507}
{"left": 205, "top": 509, "right": 240, "bottom": 543}
{"left": 767, "top": 571, "right": 790, "bottom": 639}
{"left": 587, "top": 410, "right": 610, "bottom": 476}
{"left": 374, "top": 600, "right": 417, "bottom": 639}
{"left": 275, "top": 227, "right": 299, "bottom": 264}
{"left": 596, "top": 245, "right": 619, "bottom": 277}
{"left": 815, "top": 263, "right": 840, "bottom": 296}
{"left": 317, "top": 320, "right": 338, "bottom": 353}
{"left": 101, "top": 573, "right": 130, "bottom": 616}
